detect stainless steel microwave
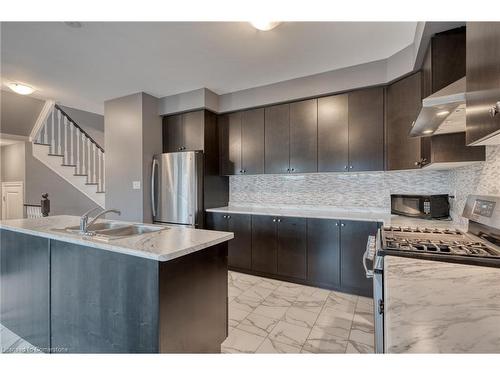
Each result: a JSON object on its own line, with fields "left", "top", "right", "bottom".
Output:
{"left": 390, "top": 194, "right": 450, "bottom": 219}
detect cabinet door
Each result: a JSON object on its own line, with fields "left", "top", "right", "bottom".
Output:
{"left": 218, "top": 112, "right": 242, "bottom": 175}
{"left": 289, "top": 99, "right": 318, "bottom": 173}
{"left": 348, "top": 88, "right": 384, "bottom": 172}
{"left": 241, "top": 108, "right": 265, "bottom": 174}
{"left": 466, "top": 22, "right": 500, "bottom": 144}
{"left": 340, "top": 220, "right": 378, "bottom": 297}
{"left": 205, "top": 212, "right": 227, "bottom": 232}
{"left": 163, "top": 114, "right": 183, "bottom": 152}
{"left": 277, "top": 217, "right": 306, "bottom": 280}
{"left": 386, "top": 72, "right": 423, "bottom": 170}
{"left": 306, "top": 219, "right": 340, "bottom": 287}
{"left": 226, "top": 214, "right": 252, "bottom": 270}
{"left": 251, "top": 215, "right": 277, "bottom": 274}
{"left": 265, "top": 104, "right": 290, "bottom": 174}
{"left": 318, "top": 94, "right": 349, "bottom": 172}
{"left": 183, "top": 110, "right": 204, "bottom": 151}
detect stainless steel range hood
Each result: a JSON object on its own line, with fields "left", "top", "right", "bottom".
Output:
{"left": 409, "top": 77, "right": 466, "bottom": 137}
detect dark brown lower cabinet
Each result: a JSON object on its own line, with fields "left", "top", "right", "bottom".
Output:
{"left": 340, "top": 220, "right": 378, "bottom": 297}
{"left": 251, "top": 215, "right": 278, "bottom": 274}
{"left": 205, "top": 212, "right": 251, "bottom": 270}
{"left": 276, "top": 217, "right": 306, "bottom": 280}
{"left": 306, "top": 218, "right": 341, "bottom": 288}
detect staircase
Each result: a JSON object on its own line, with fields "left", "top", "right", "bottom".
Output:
{"left": 31, "top": 104, "right": 105, "bottom": 208}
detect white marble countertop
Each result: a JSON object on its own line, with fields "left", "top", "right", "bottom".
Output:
{"left": 384, "top": 255, "right": 500, "bottom": 353}
{"left": 206, "top": 204, "right": 461, "bottom": 229}
{"left": 0, "top": 216, "right": 233, "bottom": 262}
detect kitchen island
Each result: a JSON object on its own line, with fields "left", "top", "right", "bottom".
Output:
{"left": 0, "top": 216, "right": 233, "bottom": 353}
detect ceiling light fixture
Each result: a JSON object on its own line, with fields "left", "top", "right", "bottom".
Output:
{"left": 423, "top": 129, "right": 434, "bottom": 135}
{"left": 250, "top": 21, "right": 281, "bottom": 31}
{"left": 8, "top": 83, "right": 35, "bottom": 95}
{"left": 65, "top": 21, "right": 83, "bottom": 28}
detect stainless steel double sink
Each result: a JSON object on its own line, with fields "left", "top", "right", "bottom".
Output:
{"left": 58, "top": 222, "right": 165, "bottom": 240}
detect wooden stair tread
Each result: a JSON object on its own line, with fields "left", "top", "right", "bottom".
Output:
{"left": 48, "top": 153, "right": 64, "bottom": 157}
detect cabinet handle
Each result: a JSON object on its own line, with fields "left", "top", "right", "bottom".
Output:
{"left": 335, "top": 222, "right": 339, "bottom": 226}
{"left": 489, "top": 102, "right": 500, "bottom": 118}
{"left": 286, "top": 168, "right": 290, "bottom": 172}
{"left": 291, "top": 168, "right": 295, "bottom": 172}
{"left": 277, "top": 218, "right": 281, "bottom": 222}
{"left": 349, "top": 166, "right": 353, "bottom": 169}
{"left": 272, "top": 218, "right": 276, "bottom": 222}
{"left": 227, "top": 215, "right": 231, "bottom": 219}
{"left": 341, "top": 223, "right": 345, "bottom": 227}
{"left": 344, "top": 166, "right": 348, "bottom": 170}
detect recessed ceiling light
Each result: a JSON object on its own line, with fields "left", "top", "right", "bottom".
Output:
{"left": 65, "top": 21, "right": 83, "bottom": 28}
{"left": 8, "top": 83, "right": 35, "bottom": 95}
{"left": 436, "top": 110, "right": 450, "bottom": 117}
{"left": 249, "top": 21, "right": 281, "bottom": 31}
{"left": 423, "top": 129, "right": 434, "bottom": 134}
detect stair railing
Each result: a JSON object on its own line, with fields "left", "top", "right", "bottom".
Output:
{"left": 34, "top": 104, "right": 105, "bottom": 192}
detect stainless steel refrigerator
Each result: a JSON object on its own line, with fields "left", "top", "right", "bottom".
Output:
{"left": 151, "top": 151, "right": 203, "bottom": 226}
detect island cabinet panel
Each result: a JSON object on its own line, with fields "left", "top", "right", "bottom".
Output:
{"left": 0, "top": 230, "right": 50, "bottom": 352}
{"left": 219, "top": 112, "right": 242, "bottom": 175}
{"left": 466, "top": 22, "right": 500, "bottom": 145}
{"left": 251, "top": 215, "right": 278, "bottom": 274}
{"left": 386, "top": 72, "right": 424, "bottom": 170}
{"left": 318, "top": 94, "right": 349, "bottom": 172}
{"left": 50, "top": 240, "right": 160, "bottom": 353}
{"left": 265, "top": 103, "right": 290, "bottom": 174}
{"left": 340, "top": 220, "right": 378, "bottom": 297}
{"left": 289, "top": 99, "right": 318, "bottom": 173}
{"left": 159, "top": 242, "right": 228, "bottom": 353}
{"left": 241, "top": 108, "right": 265, "bottom": 174}
{"left": 276, "top": 217, "right": 307, "bottom": 280}
{"left": 306, "top": 219, "right": 341, "bottom": 288}
{"left": 205, "top": 212, "right": 251, "bottom": 270}
{"left": 348, "top": 87, "right": 385, "bottom": 172}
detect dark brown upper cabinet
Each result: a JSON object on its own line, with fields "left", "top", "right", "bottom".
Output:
{"left": 386, "top": 72, "right": 425, "bottom": 170}
{"left": 265, "top": 104, "right": 290, "bottom": 174}
{"left": 348, "top": 87, "right": 385, "bottom": 172}
{"left": 318, "top": 94, "right": 349, "bottom": 172}
{"left": 466, "top": 22, "right": 500, "bottom": 145}
{"left": 162, "top": 110, "right": 204, "bottom": 153}
{"left": 241, "top": 108, "right": 265, "bottom": 174}
{"left": 422, "top": 26, "right": 466, "bottom": 97}
{"left": 289, "top": 99, "right": 318, "bottom": 173}
{"left": 420, "top": 132, "right": 485, "bottom": 168}
{"left": 219, "top": 110, "right": 264, "bottom": 175}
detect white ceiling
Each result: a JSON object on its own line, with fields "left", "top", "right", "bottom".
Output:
{"left": 1, "top": 22, "right": 418, "bottom": 114}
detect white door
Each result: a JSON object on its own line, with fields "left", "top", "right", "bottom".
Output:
{"left": 1, "top": 181, "right": 24, "bottom": 220}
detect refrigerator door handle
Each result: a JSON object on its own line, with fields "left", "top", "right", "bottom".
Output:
{"left": 151, "top": 158, "right": 158, "bottom": 218}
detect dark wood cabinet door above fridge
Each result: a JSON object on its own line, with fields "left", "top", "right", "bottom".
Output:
{"left": 251, "top": 215, "right": 277, "bottom": 274}
{"left": 348, "top": 87, "right": 384, "bottom": 172}
{"left": 306, "top": 218, "right": 341, "bottom": 288}
{"left": 241, "top": 108, "right": 265, "bottom": 175}
{"left": 219, "top": 112, "right": 242, "bottom": 175}
{"left": 289, "top": 99, "right": 318, "bottom": 173}
{"left": 276, "top": 217, "right": 307, "bottom": 280}
{"left": 318, "top": 94, "right": 349, "bottom": 172}
{"left": 163, "top": 114, "right": 183, "bottom": 153}
{"left": 182, "top": 110, "right": 204, "bottom": 151}
{"left": 265, "top": 104, "right": 290, "bottom": 174}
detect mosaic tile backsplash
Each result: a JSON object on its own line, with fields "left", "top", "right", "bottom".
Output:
{"left": 229, "top": 145, "right": 500, "bottom": 224}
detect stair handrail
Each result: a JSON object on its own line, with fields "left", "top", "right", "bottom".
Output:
{"left": 54, "top": 104, "right": 104, "bottom": 152}
{"left": 30, "top": 100, "right": 55, "bottom": 142}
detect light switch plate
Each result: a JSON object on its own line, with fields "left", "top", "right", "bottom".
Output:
{"left": 132, "top": 181, "right": 141, "bottom": 190}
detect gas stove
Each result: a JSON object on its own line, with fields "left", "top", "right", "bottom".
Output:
{"left": 376, "top": 196, "right": 500, "bottom": 267}
{"left": 380, "top": 226, "right": 500, "bottom": 261}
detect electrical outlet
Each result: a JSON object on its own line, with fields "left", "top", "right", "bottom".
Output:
{"left": 132, "top": 181, "right": 141, "bottom": 190}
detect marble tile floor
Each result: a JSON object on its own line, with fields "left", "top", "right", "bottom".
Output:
{"left": 1, "top": 324, "right": 41, "bottom": 354}
{"left": 223, "top": 271, "right": 375, "bottom": 354}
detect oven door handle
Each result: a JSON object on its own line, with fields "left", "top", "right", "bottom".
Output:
{"left": 363, "top": 236, "right": 375, "bottom": 279}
